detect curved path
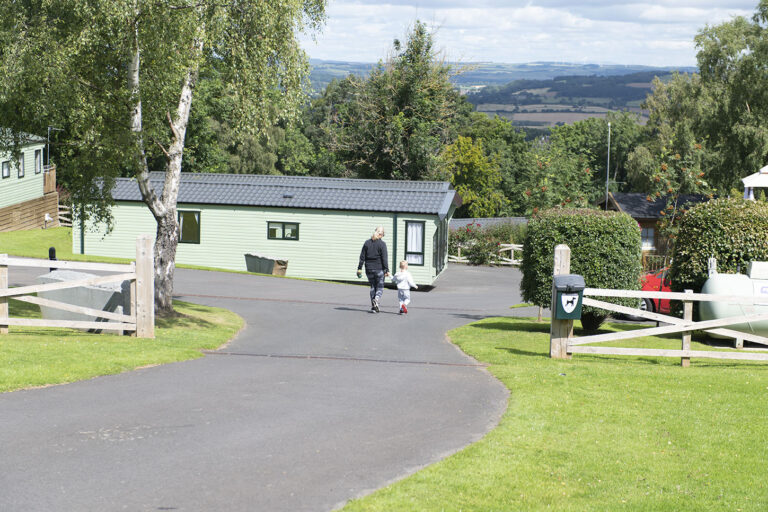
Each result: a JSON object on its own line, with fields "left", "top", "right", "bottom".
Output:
{"left": 1, "top": 265, "right": 529, "bottom": 511}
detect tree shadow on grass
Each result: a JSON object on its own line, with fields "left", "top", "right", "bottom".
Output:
{"left": 471, "top": 320, "right": 550, "bottom": 333}
{"left": 8, "top": 298, "right": 41, "bottom": 318}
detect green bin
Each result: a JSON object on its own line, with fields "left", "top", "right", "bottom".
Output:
{"left": 553, "top": 274, "right": 585, "bottom": 320}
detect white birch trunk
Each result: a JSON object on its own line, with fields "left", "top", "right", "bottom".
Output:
{"left": 129, "top": 5, "right": 203, "bottom": 314}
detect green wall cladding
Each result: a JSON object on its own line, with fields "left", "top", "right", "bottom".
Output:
{"left": 0, "top": 144, "right": 46, "bottom": 208}
{"left": 74, "top": 202, "right": 450, "bottom": 285}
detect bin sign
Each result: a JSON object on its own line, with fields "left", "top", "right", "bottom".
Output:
{"left": 553, "top": 274, "right": 585, "bottom": 320}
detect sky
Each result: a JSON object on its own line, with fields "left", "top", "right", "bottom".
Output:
{"left": 299, "top": 1, "right": 757, "bottom": 66}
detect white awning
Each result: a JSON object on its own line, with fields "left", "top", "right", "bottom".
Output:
{"left": 742, "top": 164, "right": 768, "bottom": 188}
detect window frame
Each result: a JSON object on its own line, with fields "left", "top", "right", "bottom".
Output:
{"left": 34, "top": 149, "right": 42, "bottom": 174}
{"left": 405, "top": 220, "right": 426, "bottom": 266}
{"left": 1, "top": 160, "right": 9, "bottom": 179}
{"left": 17, "top": 153, "right": 24, "bottom": 178}
{"left": 641, "top": 226, "right": 655, "bottom": 251}
{"left": 178, "top": 210, "right": 201, "bottom": 245}
{"left": 267, "top": 221, "right": 300, "bottom": 241}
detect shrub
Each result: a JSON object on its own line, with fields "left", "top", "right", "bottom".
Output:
{"left": 521, "top": 208, "right": 642, "bottom": 331}
{"left": 669, "top": 198, "right": 768, "bottom": 292}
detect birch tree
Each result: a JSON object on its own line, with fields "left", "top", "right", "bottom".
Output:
{"left": 0, "top": 0, "right": 325, "bottom": 313}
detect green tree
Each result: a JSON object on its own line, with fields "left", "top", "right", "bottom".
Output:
{"left": 441, "top": 136, "right": 507, "bottom": 217}
{"left": 694, "top": 4, "right": 768, "bottom": 191}
{"left": 460, "top": 113, "right": 530, "bottom": 215}
{"left": 549, "top": 111, "right": 643, "bottom": 196}
{"left": 318, "top": 21, "right": 471, "bottom": 181}
{"left": 516, "top": 143, "right": 594, "bottom": 216}
{"left": 0, "top": 0, "right": 325, "bottom": 313}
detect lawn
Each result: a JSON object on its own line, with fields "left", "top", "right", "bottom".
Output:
{"left": 0, "top": 226, "right": 130, "bottom": 263}
{"left": 342, "top": 317, "right": 768, "bottom": 511}
{"left": 0, "top": 227, "right": 244, "bottom": 393}
{"left": 0, "top": 298, "right": 243, "bottom": 393}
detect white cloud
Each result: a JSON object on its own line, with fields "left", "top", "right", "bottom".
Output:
{"left": 299, "top": 1, "right": 757, "bottom": 66}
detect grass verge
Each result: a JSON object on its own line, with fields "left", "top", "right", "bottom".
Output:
{"left": 342, "top": 317, "right": 768, "bottom": 511}
{"left": 0, "top": 227, "right": 346, "bottom": 283}
{"left": 0, "top": 299, "right": 243, "bottom": 393}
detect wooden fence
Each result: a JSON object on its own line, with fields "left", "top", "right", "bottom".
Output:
{"left": 58, "top": 204, "right": 72, "bottom": 227}
{"left": 0, "top": 235, "right": 154, "bottom": 338}
{"left": 449, "top": 243, "right": 523, "bottom": 266}
{"left": 549, "top": 244, "right": 768, "bottom": 366}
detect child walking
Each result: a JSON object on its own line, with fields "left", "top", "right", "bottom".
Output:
{"left": 392, "top": 260, "right": 417, "bottom": 314}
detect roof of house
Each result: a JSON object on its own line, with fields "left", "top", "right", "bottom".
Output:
{"left": 450, "top": 217, "right": 528, "bottom": 231}
{"left": 599, "top": 192, "right": 710, "bottom": 219}
{"left": 110, "top": 172, "right": 462, "bottom": 219}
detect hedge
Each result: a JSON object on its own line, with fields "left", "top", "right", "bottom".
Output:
{"left": 669, "top": 198, "right": 768, "bottom": 292}
{"left": 521, "top": 208, "right": 642, "bottom": 330}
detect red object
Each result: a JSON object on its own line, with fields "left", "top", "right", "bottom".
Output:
{"left": 640, "top": 268, "right": 671, "bottom": 314}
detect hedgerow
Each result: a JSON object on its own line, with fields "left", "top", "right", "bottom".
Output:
{"left": 669, "top": 198, "right": 768, "bottom": 292}
{"left": 521, "top": 208, "right": 642, "bottom": 330}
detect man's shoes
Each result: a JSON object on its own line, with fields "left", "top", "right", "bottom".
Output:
{"left": 399, "top": 305, "right": 404, "bottom": 314}
{"left": 373, "top": 297, "right": 380, "bottom": 313}
{"left": 402, "top": 304, "right": 407, "bottom": 314}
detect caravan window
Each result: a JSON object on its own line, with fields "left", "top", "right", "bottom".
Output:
{"left": 405, "top": 221, "right": 425, "bottom": 266}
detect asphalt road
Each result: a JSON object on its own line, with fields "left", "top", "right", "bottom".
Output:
{"left": 1, "top": 264, "right": 532, "bottom": 511}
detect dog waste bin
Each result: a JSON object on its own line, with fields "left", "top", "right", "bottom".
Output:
{"left": 553, "top": 274, "right": 585, "bottom": 320}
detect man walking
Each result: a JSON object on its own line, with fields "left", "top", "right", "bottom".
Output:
{"left": 357, "top": 226, "right": 390, "bottom": 312}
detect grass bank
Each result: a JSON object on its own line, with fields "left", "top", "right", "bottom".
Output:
{"left": 0, "top": 298, "right": 243, "bottom": 393}
{"left": 343, "top": 318, "right": 768, "bottom": 511}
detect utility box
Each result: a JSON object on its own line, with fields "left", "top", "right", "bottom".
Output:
{"left": 553, "top": 274, "right": 586, "bottom": 320}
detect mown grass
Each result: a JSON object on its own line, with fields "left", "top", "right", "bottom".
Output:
{"left": 0, "top": 298, "right": 243, "bottom": 393}
{"left": 343, "top": 318, "right": 768, "bottom": 511}
{"left": 0, "top": 226, "right": 131, "bottom": 263}
{"left": 0, "top": 227, "right": 346, "bottom": 283}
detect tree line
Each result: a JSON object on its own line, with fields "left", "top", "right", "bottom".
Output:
{"left": 3, "top": 1, "right": 768, "bottom": 313}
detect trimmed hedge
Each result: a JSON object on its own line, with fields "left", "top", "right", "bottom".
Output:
{"left": 521, "top": 208, "right": 642, "bottom": 330}
{"left": 669, "top": 198, "right": 768, "bottom": 292}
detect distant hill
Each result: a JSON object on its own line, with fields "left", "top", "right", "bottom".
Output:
{"left": 308, "top": 59, "right": 697, "bottom": 129}
{"left": 308, "top": 59, "right": 696, "bottom": 92}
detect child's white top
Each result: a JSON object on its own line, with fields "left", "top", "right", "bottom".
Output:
{"left": 392, "top": 270, "right": 417, "bottom": 290}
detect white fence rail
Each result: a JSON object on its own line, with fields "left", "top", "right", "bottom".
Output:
{"left": 449, "top": 243, "right": 523, "bottom": 266}
{"left": 0, "top": 236, "right": 154, "bottom": 338}
{"left": 549, "top": 244, "right": 768, "bottom": 366}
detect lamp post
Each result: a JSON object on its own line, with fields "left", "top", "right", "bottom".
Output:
{"left": 46, "top": 126, "right": 63, "bottom": 167}
{"left": 604, "top": 122, "right": 611, "bottom": 210}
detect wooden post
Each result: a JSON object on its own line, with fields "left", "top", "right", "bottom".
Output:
{"left": 681, "top": 289, "right": 693, "bottom": 367}
{"left": 135, "top": 235, "right": 155, "bottom": 339}
{"left": 550, "top": 244, "right": 573, "bottom": 359}
{"left": 0, "top": 255, "right": 7, "bottom": 334}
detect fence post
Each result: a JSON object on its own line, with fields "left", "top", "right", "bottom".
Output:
{"left": 135, "top": 235, "right": 155, "bottom": 339}
{"left": 681, "top": 289, "right": 693, "bottom": 367}
{"left": 0, "top": 255, "right": 7, "bottom": 335}
{"left": 550, "top": 244, "right": 572, "bottom": 359}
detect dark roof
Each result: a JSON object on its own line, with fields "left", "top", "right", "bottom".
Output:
{"left": 111, "top": 172, "right": 461, "bottom": 219}
{"left": 450, "top": 217, "right": 528, "bottom": 230}
{"left": 600, "top": 192, "right": 710, "bottom": 219}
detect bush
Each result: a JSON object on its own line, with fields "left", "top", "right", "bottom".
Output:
{"left": 521, "top": 208, "right": 642, "bottom": 331}
{"left": 669, "top": 198, "right": 768, "bottom": 292}
{"left": 449, "top": 221, "right": 527, "bottom": 265}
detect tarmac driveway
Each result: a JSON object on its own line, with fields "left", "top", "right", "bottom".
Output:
{"left": 0, "top": 265, "right": 529, "bottom": 511}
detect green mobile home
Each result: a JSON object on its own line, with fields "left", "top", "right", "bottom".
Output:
{"left": 74, "top": 173, "right": 461, "bottom": 285}
{"left": 0, "top": 135, "right": 59, "bottom": 231}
